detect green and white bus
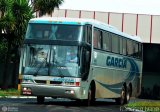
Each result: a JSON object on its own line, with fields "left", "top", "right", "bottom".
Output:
{"left": 19, "top": 17, "right": 143, "bottom": 105}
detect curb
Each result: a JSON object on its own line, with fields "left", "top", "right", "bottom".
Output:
{"left": 0, "top": 96, "right": 36, "bottom": 98}
{"left": 0, "top": 96, "right": 59, "bottom": 99}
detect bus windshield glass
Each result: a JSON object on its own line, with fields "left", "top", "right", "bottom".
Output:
{"left": 25, "top": 24, "right": 83, "bottom": 41}
{"left": 23, "top": 45, "right": 79, "bottom": 77}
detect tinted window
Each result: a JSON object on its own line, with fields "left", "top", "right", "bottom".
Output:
{"left": 133, "top": 42, "right": 138, "bottom": 58}
{"left": 127, "top": 40, "right": 134, "bottom": 56}
{"left": 112, "top": 34, "right": 119, "bottom": 53}
{"left": 122, "top": 38, "right": 127, "bottom": 55}
{"left": 119, "top": 37, "right": 123, "bottom": 54}
{"left": 83, "top": 25, "right": 92, "bottom": 44}
{"left": 102, "top": 31, "right": 111, "bottom": 51}
{"left": 26, "top": 24, "right": 83, "bottom": 41}
{"left": 93, "top": 28, "right": 101, "bottom": 49}
{"left": 138, "top": 43, "right": 142, "bottom": 59}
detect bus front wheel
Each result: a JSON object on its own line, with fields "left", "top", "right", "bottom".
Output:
{"left": 37, "top": 96, "right": 45, "bottom": 104}
{"left": 85, "top": 85, "right": 95, "bottom": 106}
{"left": 115, "top": 86, "right": 126, "bottom": 105}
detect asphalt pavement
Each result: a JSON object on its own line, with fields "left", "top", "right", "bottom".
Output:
{"left": 0, "top": 97, "right": 125, "bottom": 112}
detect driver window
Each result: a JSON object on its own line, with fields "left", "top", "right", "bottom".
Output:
{"left": 65, "top": 47, "right": 77, "bottom": 63}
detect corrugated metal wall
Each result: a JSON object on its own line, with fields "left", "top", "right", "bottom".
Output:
{"left": 37, "top": 9, "right": 160, "bottom": 44}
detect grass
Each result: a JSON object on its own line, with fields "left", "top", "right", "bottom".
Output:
{"left": 0, "top": 88, "right": 20, "bottom": 97}
{"left": 127, "top": 101, "right": 160, "bottom": 107}
{"left": 125, "top": 101, "right": 160, "bottom": 112}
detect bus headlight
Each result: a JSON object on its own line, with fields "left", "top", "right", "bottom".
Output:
{"left": 22, "top": 87, "right": 32, "bottom": 95}
{"left": 65, "top": 90, "right": 75, "bottom": 94}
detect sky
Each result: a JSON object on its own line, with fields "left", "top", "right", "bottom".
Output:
{"left": 60, "top": 0, "right": 160, "bottom": 15}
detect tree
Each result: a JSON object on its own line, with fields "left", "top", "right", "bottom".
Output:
{"left": 32, "top": 0, "right": 64, "bottom": 16}
{"left": 0, "top": 0, "right": 64, "bottom": 89}
{"left": 0, "top": 39, "right": 7, "bottom": 63}
{"left": 0, "top": 0, "right": 33, "bottom": 89}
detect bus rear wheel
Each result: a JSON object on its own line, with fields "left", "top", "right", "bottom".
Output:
{"left": 125, "top": 86, "right": 131, "bottom": 104}
{"left": 115, "top": 86, "right": 126, "bottom": 105}
{"left": 37, "top": 96, "right": 45, "bottom": 104}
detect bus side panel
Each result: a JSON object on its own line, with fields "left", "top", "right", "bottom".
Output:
{"left": 91, "top": 49, "right": 142, "bottom": 99}
{"left": 92, "top": 66, "right": 121, "bottom": 98}
{"left": 92, "top": 50, "right": 123, "bottom": 98}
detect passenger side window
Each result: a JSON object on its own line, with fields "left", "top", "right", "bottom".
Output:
{"left": 122, "top": 38, "right": 127, "bottom": 55}
{"left": 111, "top": 34, "right": 119, "bottom": 53}
{"left": 93, "top": 28, "right": 101, "bottom": 49}
{"left": 102, "top": 32, "right": 111, "bottom": 51}
{"left": 132, "top": 42, "right": 138, "bottom": 58}
{"left": 93, "top": 29, "right": 98, "bottom": 48}
{"left": 127, "top": 40, "right": 134, "bottom": 56}
{"left": 83, "top": 25, "right": 92, "bottom": 44}
{"left": 119, "top": 37, "right": 123, "bottom": 54}
{"left": 138, "top": 43, "right": 142, "bottom": 59}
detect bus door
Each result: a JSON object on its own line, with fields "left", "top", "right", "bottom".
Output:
{"left": 80, "top": 45, "right": 91, "bottom": 81}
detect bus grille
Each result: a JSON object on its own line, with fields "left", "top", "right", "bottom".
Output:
{"left": 50, "top": 81, "right": 62, "bottom": 85}
{"left": 34, "top": 80, "right": 63, "bottom": 85}
{"left": 35, "top": 80, "right": 46, "bottom": 84}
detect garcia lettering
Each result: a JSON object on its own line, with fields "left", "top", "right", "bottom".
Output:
{"left": 106, "top": 56, "right": 127, "bottom": 68}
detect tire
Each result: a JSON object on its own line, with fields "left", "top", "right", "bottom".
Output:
{"left": 37, "top": 96, "right": 45, "bottom": 104}
{"left": 85, "top": 85, "right": 95, "bottom": 106}
{"left": 115, "top": 86, "right": 126, "bottom": 105}
{"left": 125, "top": 86, "right": 131, "bottom": 104}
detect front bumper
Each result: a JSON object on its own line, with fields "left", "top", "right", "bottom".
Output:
{"left": 21, "top": 84, "right": 83, "bottom": 99}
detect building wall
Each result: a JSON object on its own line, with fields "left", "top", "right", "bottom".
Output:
{"left": 138, "top": 15, "right": 151, "bottom": 43}
{"left": 123, "top": 14, "right": 137, "bottom": 36}
{"left": 109, "top": 13, "right": 122, "bottom": 31}
{"left": 152, "top": 16, "right": 160, "bottom": 43}
{"left": 37, "top": 9, "right": 160, "bottom": 44}
{"left": 95, "top": 12, "right": 108, "bottom": 24}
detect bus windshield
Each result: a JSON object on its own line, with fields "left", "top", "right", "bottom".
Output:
{"left": 23, "top": 45, "right": 79, "bottom": 77}
{"left": 25, "top": 24, "right": 83, "bottom": 41}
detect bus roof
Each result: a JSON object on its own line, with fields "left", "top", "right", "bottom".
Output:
{"left": 29, "top": 17, "right": 142, "bottom": 42}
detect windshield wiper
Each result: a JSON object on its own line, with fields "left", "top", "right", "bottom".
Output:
{"left": 53, "top": 61, "right": 65, "bottom": 78}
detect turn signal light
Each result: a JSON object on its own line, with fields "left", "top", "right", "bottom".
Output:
{"left": 75, "top": 82, "right": 80, "bottom": 86}
{"left": 64, "top": 82, "right": 80, "bottom": 86}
